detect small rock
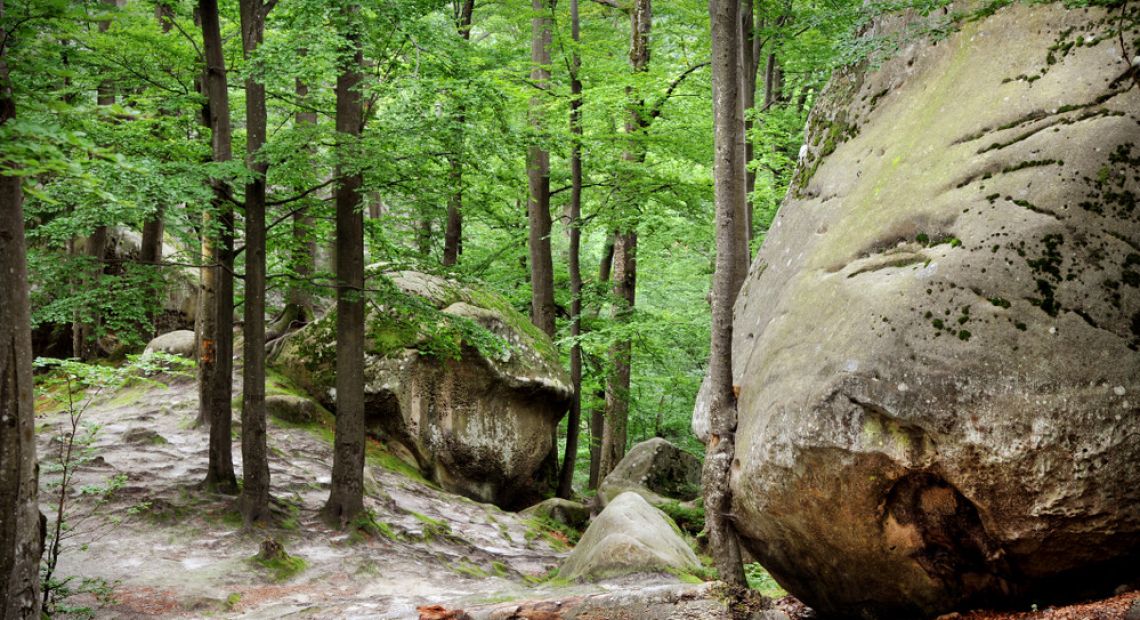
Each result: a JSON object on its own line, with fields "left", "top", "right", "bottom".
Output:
{"left": 1124, "top": 597, "right": 1140, "bottom": 620}
{"left": 520, "top": 497, "right": 590, "bottom": 529}
{"left": 123, "top": 428, "right": 167, "bottom": 445}
{"left": 751, "top": 611, "right": 791, "bottom": 620}
{"left": 265, "top": 394, "right": 317, "bottom": 424}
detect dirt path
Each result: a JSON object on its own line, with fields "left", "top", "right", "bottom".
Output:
{"left": 36, "top": 370, "right": 696, "bottom": 618}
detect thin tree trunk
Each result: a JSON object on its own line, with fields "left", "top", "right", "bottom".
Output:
{"left": 527, "top": 0, "right": 556, "bottom": 338}
{"left": 740, "top": 0, "right": 758, "bottom": 251}
{"left": 197, "top": 0, "right": 237, "bottom": 494}
{"left": 599, "top": 230, "right": 636, "bottom": 479}
{"left": 140, "top": 2, "right": 172, "bottom": 339}
{"left": 273, "top": 73, "right": 317, "bottom": 334}
{"left": 75, "top": 1, "right": 117, "bottom": 360}
{"left": 587, "top": 234, "right": 615, "bottom": 490}
{"left": 239, "top": 0, "right": 270, "bottom": 526}
{"left": 598, "top": 0, "right": 649, "bottom": 483}
{"left": 323, "top": 5, "right": 367, "bottom": 526}
{"left": 442, "top": 0, "right": 474, "bottom": 267}
{"left": 556, "top": 0, "right": 584, "bottom": 500}
{"left": 704, "top": 0, "right": 746, "bottom": 589}
{"left": 0, "top": 18, "right": 43, "bottom": 613}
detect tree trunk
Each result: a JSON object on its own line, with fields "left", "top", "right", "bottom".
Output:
{"left": 442, "top": 0, "right": 474, "bottom": 267}
{"left": 197, "top": 0, "right": 238, "bottom": 494}
{"left": 704, "top": 0, "right": 746, "bottom": 589}
{"left": 587, "top": 234, "right": 615, "bottom": 490}
{"left": 556, "top": 0, "right": 584, "bottom": 500}
{"left": 273, "top": 73, "right": 317, "bottom": 334}
{"left": 239, "top": 0, "right": 270, "bottom": 526}
{"left": 323, "top": 6, "right": 367, "bottom": 526}
{"left": 527, "top": 0, "right": 556, "bottom": 338}
{"left": 598, "top": 0, "right": 649, "bottom": 483}
{"left": 141, "top": 2, "right": 171, "bottom": 339}
{"left": 74, "top": 1, "right": 118, "bottom": 360}
{"left": 740, "top": 0, "right": 759, "bottom": 252}
{"left": 599, "top": 229, "right": 636, "bottom": 480}
{"left": 0, "top": 21, "right": 43, "bottom": 614}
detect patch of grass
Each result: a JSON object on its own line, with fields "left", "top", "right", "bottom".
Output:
{"left": 523, "top": 517, "right": 577, "bottom": 552}
{"left": 744, "top": 563, "right": 788, "bottom": 599}
{"left": 491, "top": 561, "right": 510, "bottom": 577}
{"left": 452, "top": 560, "right": 488, "bottom": 578}
{"left": 523, "top": 567, "right": 569, "bottom": 586}
{"left": 409, "top": 510, "right": 452, "bottom": 541}
{"left": 658, "top": 501, "right": 705, "bottom": 537}
{"left": 253, "top": 552, "right": 306, "bottom": 582}
{"left": 224, "top": 593, "right": 241, "bottom": 611}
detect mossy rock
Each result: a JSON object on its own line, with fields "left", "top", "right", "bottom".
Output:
{"left": 274, "top": 268, "right": 572, "bottom": 510}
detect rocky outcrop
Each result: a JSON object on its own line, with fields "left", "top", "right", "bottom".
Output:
{"left": 264, "top": 394, "right": 318, "bottom": 424}
{"left": 559, "top": 492, "right": 699, "bottom": 582}
{"left": 715, "top": 4, "right": 1140, "bottom": 618}
{"left": 597, "top": 438, "right": 701, "bottom": 508}
{"left": 275, "top": 269, "right": 572, "bottom": 509}
{"left": 144, "top": 330, "right": 196, "bottom": 358}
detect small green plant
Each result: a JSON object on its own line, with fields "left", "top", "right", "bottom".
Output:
{"left": 744, "top": 563, "right": 788, "bottom": 599}
{"left": 252, "top": 539, "right": 306, "bottom": 582}
{"left": 224, "top": 592, "right": 242, "bottom": 611}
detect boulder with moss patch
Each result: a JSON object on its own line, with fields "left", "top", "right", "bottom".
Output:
{"left": 597, "top": 438, "right": 701, "bottom": 508}
{"left": 559, "top": 492, "right": 699, "bottom": 582}
{"left": 708, "top": 5, "right": 1140, "bottom": 619}
{"left": 144, "top": 330, "right": 196, "bottom": 358}
{"left": 274, "top": 268, "right": 572, "bottom": 509}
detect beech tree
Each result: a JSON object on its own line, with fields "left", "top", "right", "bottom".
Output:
{"left": 197, "top": 0, "right": 238, "bottom": 494}
{"left": 556, "top": 0, "right": 585, "bottom": 499}
{"left": 324, "top": 3, "right": 367, "bottom": 526}
{"left": 239, "top": 0, "right": 274, "bottom": 525}
{"left": 527, "top": 0, "right": 556, "bottom": 338}
{"left": 598, "top": 0, "right": 650, "bottom": 482}
{"left": 0, "top": 3, "right": 41, "bottom": 610}
{"left": 703, "top": 0, "right": 747, "bottom": 588}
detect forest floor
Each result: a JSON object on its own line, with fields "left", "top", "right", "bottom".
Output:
{"left": 35, "top": 366, "right": 1140, "bottom": 619}
{"left": 35, "top": 367, "right": 717, "bottom": 619}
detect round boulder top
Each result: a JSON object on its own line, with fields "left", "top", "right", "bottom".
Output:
{"left": 143, "top": 330, "right": 196, "bottom": 358}
{"left": 559, "top": 492, "right": 698, "bottom": 582}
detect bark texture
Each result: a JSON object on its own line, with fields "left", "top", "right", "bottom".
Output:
{"left": 0, "top": 19, "right": 42, "bottom": 613}
{"left": 239, "top": 0, "right": 270, "bottom": 525}
{"left": 587, "top": 234, "right": 615, "bottom": 490}
{"left": 442, "top": 0, "right": 474, "bottom": 267}
{"left": 527, "top": 0, "right": 556, "bottom": 338}
{"left": 703, "top": 0, "right": 747, "bottom": 589}
{"left": 197, "top": 0, "right": 237, "bottom": 494}
{"left": 556, "top": 0, "right": 584, "bottom": 500}
{"left": 598, "top": 0, "right": 650, "bottom": 483}
{"left": 323, "top": 7, "right": 367, "bottom": 526}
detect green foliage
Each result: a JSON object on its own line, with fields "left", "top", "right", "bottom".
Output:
{"left": 744, "top": 563, "right": 789, "bottom": 599}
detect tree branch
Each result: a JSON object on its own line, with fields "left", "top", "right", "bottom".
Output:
{"left": 648, "top": 61, "right": 710, "bottom": 121}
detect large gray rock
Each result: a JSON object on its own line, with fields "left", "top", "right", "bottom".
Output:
{"left": 559, "top": 492, "right": 699, "bottom": 582}
{"left": 598, "top": 438, "right": 701, "bottom": 507}
{"left": 715, "top": 5, "right": 1140, "bottom": 619}
{"left": 143, "top": 330, "right": 196, "bottom": 358}
{"left": 275, "top": 268, "right": 572, "bottom": 509}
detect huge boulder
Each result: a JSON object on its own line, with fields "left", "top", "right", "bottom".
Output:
{"left": 713, "top": 5, "right": 1140, "bottom": 619}
{"left": 559, "top": 492, "right": 699, "bottom": 582}
{"left": 275, "top": 269, "right": 572, "bottom": 509}
{"left": 597, "top": 438, "right": 701, "bottom": 507}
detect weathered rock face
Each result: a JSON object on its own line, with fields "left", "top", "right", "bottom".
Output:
{"left": 275, "top": 269, "right": 572, "bottom": 509}
{"left": 521, "top": 497, "right": 591, "bottom": 530}
{"left": 720, "top": 5, "right": 1140, "bottom": 618}
{"left": 559, "top": 492, "right": 699, "bottom": 582}
{"left": 144, "top": 330, "right": 196, "bottom": 358}
{"left": 598, "top": 438, "right": 702, "bottom": 508}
